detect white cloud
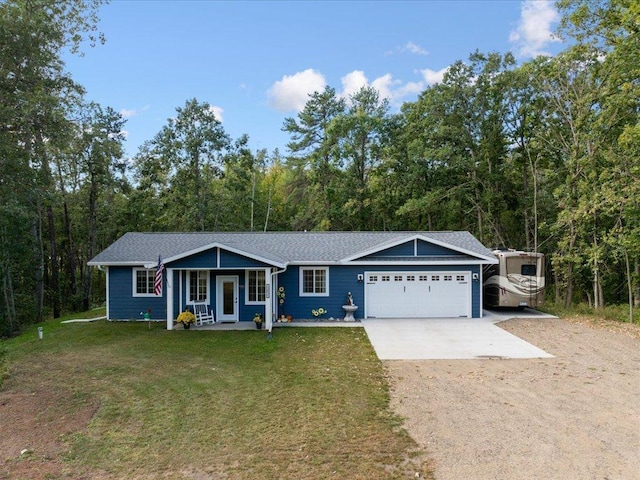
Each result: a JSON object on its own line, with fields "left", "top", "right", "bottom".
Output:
{"left": 340, "top": 70, "right": 368, "bottom": 99}
{"left": 402, "top": 41, "right": 429, "bottom": 56}
{"left": 119, "top": 105, "right": 150, "bottom": 119}
{"left": 387, "top": 41, "right": 429, "bottom": 57}
{"left": 420, "top": 67, "right": 449, "bottom": 86}
{"left": 394, "top": 80, "right": 425, "bottom": 98}
{"left": 371, "top": 73, "right": 399, "bottom": 101}
{"left": 339, "top": 71, "right": 414, "bottom": 107}
{"left": 208, "top": 105, "right": 224, "bottom": 123}
{"left": 119, "top": 108, "right": 137, "bottom": 118}
{"left": 510, "top": 0, "right": 560, "bottom": 58}
{"left": 268, "top": 66, "right": 448, "bottom": 114}
{"left": 267, "top": 69, "right": 327, "bottom": 112}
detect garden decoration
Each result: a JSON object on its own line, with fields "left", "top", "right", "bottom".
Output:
{"left": 177, "top": 310, "right": 196, "bottom": 329}
{"left": 277, "top": 286, "right": 286, "bottom": 317}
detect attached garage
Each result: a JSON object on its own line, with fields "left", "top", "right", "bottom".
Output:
{"left": 364, "top": 271, "right": 471, "bottom": 318}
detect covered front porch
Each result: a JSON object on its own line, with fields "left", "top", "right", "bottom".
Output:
{"left": 164, "top": 266, "right": 281, "bottom": 331}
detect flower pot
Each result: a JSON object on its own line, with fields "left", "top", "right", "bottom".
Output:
{"left": 255, "top": 322, "right": 263, "bottom": 330}
{"left": 184, "top": 323, "right": 191, "bottom": 330}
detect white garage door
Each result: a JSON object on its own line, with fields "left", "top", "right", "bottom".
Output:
{"left": 365, "top": 271, "right": 471, "bottom": 318}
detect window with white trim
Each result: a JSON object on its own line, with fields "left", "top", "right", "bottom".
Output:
{"left": 246, "top": 270, "right": 266, "bottom": 303}
{"left": 300, "top": 267, "right": 328, "bottom": 296}
{"left": 133, "top": 268, "right": 156, "bottom": 297}
{"left": 188, "top": 271, "right": 209, "bottom": 303}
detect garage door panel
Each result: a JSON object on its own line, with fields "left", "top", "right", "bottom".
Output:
{"left": 365, "top": 271, "right": 470, "bottom": 318}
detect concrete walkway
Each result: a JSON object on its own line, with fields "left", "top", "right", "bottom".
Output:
{"left": 361, "top": 309, "right": 556, "bottom": 360}
{"left": 191, "top": 309, "right": 556, "bottom": 361}
{"left": 193, "top": 320, "right": 363, "bottom": 331}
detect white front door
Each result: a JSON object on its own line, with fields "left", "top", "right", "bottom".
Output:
{"left": 216, "top": 276, "right": 239, "bottom": 322}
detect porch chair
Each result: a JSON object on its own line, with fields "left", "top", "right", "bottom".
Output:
{"left": 192, "top": 303, "right": 216, "bottom": 326}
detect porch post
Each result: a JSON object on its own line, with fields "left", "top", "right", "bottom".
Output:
{"left": 265, "top": 267, "right": 273, "bottom": 332}
{"left": 167, "top": 268, "right": 174, "bottom": 330}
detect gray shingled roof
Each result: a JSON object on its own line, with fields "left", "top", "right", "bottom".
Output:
{"left": 88, "top": 231, "right": 497, "bottom": 266}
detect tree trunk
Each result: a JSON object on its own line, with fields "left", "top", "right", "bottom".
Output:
{"left": 55, "top": 157, "right": 78, "bottom": 309}
{"left": 634, "top": 259, "right": 640, "bottom": 309}
{"left": 83, "top": 174, "right": 97, "bottom": 311}
{"left": 63, "top": 200, "right": 78, "bottom": 308}
{"left": 623, "top": 249, "right": 633, "bottom": 322}
{"left": 250, "top": 170, "right": 256, "bottom": 232}
{"left": 1, "top": 253, "right": 17, "bottom": 333}
{"left": 554, "top": 266, "right": 562, "bottom": 305}
{"left": 564, "top": 261, "right": 574, "bottom": 309}
{"left": 32, "top": 203, "right": 45, "bottom": 323}
{"left": 46, "top": 203, "right": 60, "bottom": 318}
{"left": 0, "top": 228, "right": 16, "bottom": 333}
{"left": 593, "top": 266, "right": 602, "bottom": 309}
{"left": 263, "top": 180, "right": 273, "bottom": 232}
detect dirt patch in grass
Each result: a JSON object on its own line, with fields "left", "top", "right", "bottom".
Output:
{"left": 0, "top": 383, "right": 99, "bottom": 480}
{"left": 387, "top": 316, "right": 640, "bottom": 480}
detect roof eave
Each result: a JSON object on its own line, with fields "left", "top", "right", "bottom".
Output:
{"left": 344, "top": 259, "right": 497, "bottom": 266}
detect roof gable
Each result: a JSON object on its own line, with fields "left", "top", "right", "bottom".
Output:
{"left": 340, "top": 233, "right": 496, "bottom": 263}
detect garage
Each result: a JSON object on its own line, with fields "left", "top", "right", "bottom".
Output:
{"left": 364, "top": 271, "right": 471, "bottom": 318}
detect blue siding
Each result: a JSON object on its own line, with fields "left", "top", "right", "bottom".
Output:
{"left": 276, "top": 264, "right": 483, "bottom": 320}
{"left": 361, "top": 239, "right": 463, "bottom": 259}
{"left": 369, "top": 242, "right": 415, "bottom": 257}
{"left": 276, "top": 266, "right": 365, "bottom": 321}
{"left": 169, "top": 248, "right": 219, "bottom": 269}
{"left": 167, "top": 248, "right": 272, "bottom": 269}
{"left": 220, "top": 250, "right": 270, "bottom": 268}
{"left": 108, "top": 262, "right": 483, "bottom": 323}
{"left": 108, "top": 266, "right": 167, "bottom": 320}
{"left": 416, "top": 240, "right": 460, "bottom": 256}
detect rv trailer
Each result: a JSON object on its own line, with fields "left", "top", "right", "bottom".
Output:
{"left": 483, "top": 249, "right": 545, "bottom": 309}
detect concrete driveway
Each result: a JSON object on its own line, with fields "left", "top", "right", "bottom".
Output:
{"left": 361, "top": 310, "right": 555, "bottom": 360}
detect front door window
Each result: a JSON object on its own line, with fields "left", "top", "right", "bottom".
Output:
{"left": 216, "top": 276, "right": 238, "bottom": 322}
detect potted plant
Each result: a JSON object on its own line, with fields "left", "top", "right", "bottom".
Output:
{"left": 253, "top": 313, "right": 264, "bottom": 329}
{"left": 177, "top": 310, "right": 196, "bottom": 329}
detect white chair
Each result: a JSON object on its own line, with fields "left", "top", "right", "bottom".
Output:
{"left": 192, "top": 303, "right": 215, "bottom": 326}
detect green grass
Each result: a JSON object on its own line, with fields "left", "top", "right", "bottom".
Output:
{"left": 542, "top": 302, "right": 640, "bottom": 325}
{"left": 2, "top": 317, "right": 431, "bottom": 479}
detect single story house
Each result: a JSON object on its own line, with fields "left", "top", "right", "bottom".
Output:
{"left": 88, "top": 231, "right": 498, "bottom": 330}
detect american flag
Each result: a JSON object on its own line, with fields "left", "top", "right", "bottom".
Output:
{"left": 154, "top": 255, "right": 164, "bottom": 296}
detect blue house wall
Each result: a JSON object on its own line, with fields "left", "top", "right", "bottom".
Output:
{"left": 167, "top": 248, "right": 272, "bottom": 270}
{"left": 416, "top": 241, "right": 460, "bottom": 256}
{"left": 369, "top": 242, "right": 415, "bottom": 257}
{"left": 108, "top": 266, "right": 167, "bottom": 320}
{"left": 363, "top": 239, "right": 462, "bottom": 259}
{"left": 276, "top": 263, "right": 482, "bottom": 320}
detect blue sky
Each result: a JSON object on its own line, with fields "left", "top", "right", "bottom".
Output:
{"left": 64, "top": 0, "right": 565, "bottom": 159}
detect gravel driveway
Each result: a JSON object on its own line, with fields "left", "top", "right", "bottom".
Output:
{"left": 387, "top": 316, "right": 640, "bottom": 480}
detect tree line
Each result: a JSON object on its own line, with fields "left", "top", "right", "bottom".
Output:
{"left": 1, "top": 0, "right": 638, "bottom": 335}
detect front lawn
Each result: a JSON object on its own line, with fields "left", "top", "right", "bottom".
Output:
{"left": 1, "top": 319, "right": 431, "bottom": 479}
